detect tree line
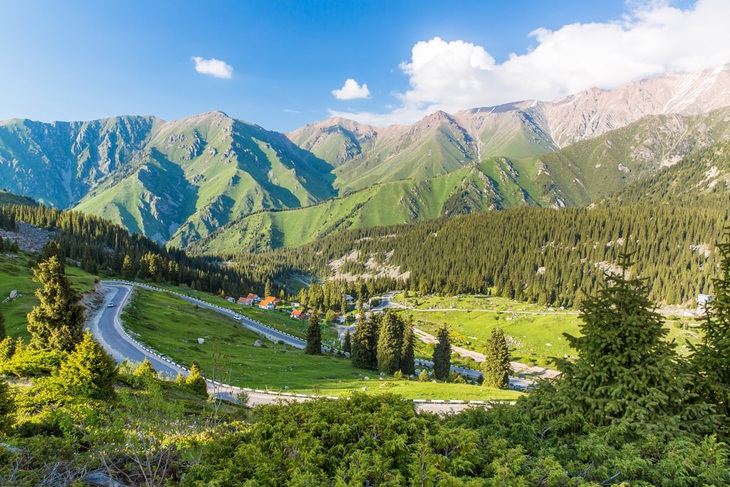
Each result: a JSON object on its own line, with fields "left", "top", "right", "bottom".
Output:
{"left": 238, "top": 203, "right": 726, "bottom": 308}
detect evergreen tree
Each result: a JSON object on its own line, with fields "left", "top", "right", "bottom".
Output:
{"left": 691, "top": 232, "right": 730, "bottom": 432}
{"left": 121, "top": 255, "right": 135, "bottom": 280}
{"left": 343, "top": 329, "right": 351, "bottom": 353}
{"left": 377, "top": 311, "right": 403, "bottom": 374}
{"left": 56, "top": 330, "right": 117, "bottom": 400}
{"left": 0, "top": 308, "right": 5, "bottom": 341}
{"left": 351, "top": 305, "right": 377, "bottom": 370}
{"left": 305, "top": 313, "right": 322, "bottom": 355}
{"left": 0, "top": 376, "right": 14, "bottom": 433}
{"left": 432, "top": 326, "right": 451, "bottom": 381}
{"left": 186, "top": 361, "right": 208, "bottom": 398}
{"left": 265, "top": 279, "right": 273, "bottom": 298}
{"left": 536, "top": 253, "right": 716, "bottom": 438}
{"left": 133, "top": 358, "right": 159, "bottom": 381}
{"left": 39, "top": 240, "right": 64, "bottom": 271}
{"left": 400, "top": 315, "right": 416, "bottom": 376}
{"left": 482, "top": 326, "right": 511, "bottom": 389}
{"left": 27, "top": 256, "right": 85, "bottom": 352}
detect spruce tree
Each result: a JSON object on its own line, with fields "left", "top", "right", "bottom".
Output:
{"left": 432, "top": 326, "right": 451, "bottom": 381}
{"left": 186, "top": 361, "right": 209, "bottom": 398}
{"left": 400, "top": 315, "right": 416, "bottom": 376}
{"left": 537, "top": 253, "right": 715, "bottom": 438}
{"left": 39, "top": 240, "right": 64, "bottom": 270}
{"left": 482, "top": 326, "right": 511, "bottom": 389}
{"left": 377, "top": 311, "right": 403, "bottom": 374}
{"left": 343, "top": 329, "right": 351, "bottom": 353}
{"left": 691, "top": 232, "right": 730, "bottom": 431}
{"left": 27, "top": 256, "right": 85, "bottom": 352}
{"left": 305, "top": 313, "right": 322, "bottom": 355}
{"left": 56, "top": 330, "right": 117, "bottom": 400}
{"left": 134, "top": 358, "right": 159, "bottom": 381}
{"left": 121, "top": 255, "right": 135, "bottom": 281}
{"left": 351, "top": 303, "right": 377, "bottom": 370}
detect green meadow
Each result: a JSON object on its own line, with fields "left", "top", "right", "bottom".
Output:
{"left": 121, "top": 288, "right": 521, "bottom": 401}
{"left": 395, "top": 293, "right": 702, "bottom": 367}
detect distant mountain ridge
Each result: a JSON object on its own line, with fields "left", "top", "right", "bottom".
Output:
{"left": 1, "top": 64, "right": 730, "bottom": 250}
{"left": 290, "top": 65, "right": 730, "bottom": 181}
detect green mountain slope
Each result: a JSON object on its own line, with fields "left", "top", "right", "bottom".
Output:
{"left": 288, "top": 107, "right": 558, "bottom": 195}
{"left": 0, "top": 112, "right": 337, "bottom": 246}
{"left": 76, "top": 112, "right": 337, "bottom": 245}
{"left": 188, "top": 156, "right": 567, "bottom": 254}
{"left": 0, "top": 116, "right": 161, "bottom": 208}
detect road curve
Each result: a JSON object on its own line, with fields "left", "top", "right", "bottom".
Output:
{"left": 90, "top": 284, "right": 182, "bottom": 379}
{"left": 92, "top": 283, "right": 309, "bottom": 407}
{"left": 92, "top": 281, "right": 510, "bottom": 413}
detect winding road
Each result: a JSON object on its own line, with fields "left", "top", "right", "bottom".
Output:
{"left": 91, "top": 282, "right": 483, "bottom": 413}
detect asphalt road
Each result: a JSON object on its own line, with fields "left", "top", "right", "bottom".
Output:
{"left": 90, "top": 284, "right": 182, "bottom": 379}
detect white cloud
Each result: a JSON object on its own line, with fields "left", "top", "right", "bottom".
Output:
{"left": 192, "top": 56, "right": 234, "bottom": 79}
{"left": 332, "top": 79, "right": 371, "bottom": 100}
{"left": 331, "top": 0, "right": 730, "bottom": 126}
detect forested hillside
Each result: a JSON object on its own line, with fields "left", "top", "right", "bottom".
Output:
{"left": 0, "top": 204, "right": 278, "bottom": 297}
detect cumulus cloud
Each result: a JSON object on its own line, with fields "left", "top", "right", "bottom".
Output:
{"left": 331, "top": 0, "right": 730, "bottom": 126}
{"left": 332, "top": 79, "right": 371, "bottom": 100}
{"left": 192, "top": 56, "right": 234, "bottom": 79}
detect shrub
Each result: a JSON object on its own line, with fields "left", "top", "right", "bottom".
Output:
{"left": 0, "top": 346, "right": 66, "bottom": 377}
{"left": 55, "top": 330, "right": 117, "bottom": 400}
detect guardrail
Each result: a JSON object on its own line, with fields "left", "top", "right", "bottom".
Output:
{"left": 102, "top": 280, "right": 509, "bottom": 408}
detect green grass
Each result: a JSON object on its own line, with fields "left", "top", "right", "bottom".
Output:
{"left": 0, "top": 253, "right": 98, "bottom": 340}
{"left": 121, "top": 288, "right": 522, "bottom": 401}
{"left": 394, "top": 293, "right": 702, "bottom": 367}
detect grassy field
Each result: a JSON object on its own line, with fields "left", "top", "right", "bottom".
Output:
{"left": 394, "top": 293, "right": 702, "bottom": 367}
{"left": 154, "top": 284, "right": 344, "bottom": 343}
{"left": 121, "top": 288, "right": 521, "bottom": 401}
{"left": 0, "top": 253, "right": 98, "bottom": 340}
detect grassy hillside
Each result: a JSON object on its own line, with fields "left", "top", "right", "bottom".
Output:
{"left": 189, "top": 157, "right": 558, "bottom": 254}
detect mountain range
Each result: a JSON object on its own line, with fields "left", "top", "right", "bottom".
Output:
{"left": 1, "top": 64, "right": 730, "bottom": 252}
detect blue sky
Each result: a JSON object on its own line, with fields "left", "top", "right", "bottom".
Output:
{"left": 0, "top": 0, "right": 725, "bottom": 132}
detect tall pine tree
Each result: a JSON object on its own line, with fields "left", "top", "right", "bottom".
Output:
{"left": 377, "top": 311, "right": 403, "bottom": 374}
{"left": 432, "top": 326, "right": 451, "bottom": 381}
{"left": 482, "top": 326, "right": 511, "bottom": 389}
{"left": 27, "top": 256, "right": 85, "bottom": 352}
{"left": 400, "top": 315, "right": 416, "bottom": 376}
{"left": 535, "top": 253, "right": 716, "bottom": 438}
{"left": 343, "top": 329, "right": 351, "bottom": 353}
{"left": 351, "top": 300, "right": 377, "bottom": 370}
{"left": 305, "top": 313, "right": 322, "bottom": 355}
